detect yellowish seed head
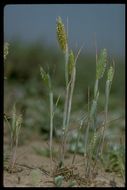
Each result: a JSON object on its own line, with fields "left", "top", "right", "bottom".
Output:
{"left": 56, "top": 17, "right": 68, "bottom": 53}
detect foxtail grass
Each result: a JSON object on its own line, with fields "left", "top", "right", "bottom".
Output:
{"left": 56, "top": 17, "right": 82, "bottom": 165}
{"left": 40, "top": 17, "right": 116, "bottom": 182}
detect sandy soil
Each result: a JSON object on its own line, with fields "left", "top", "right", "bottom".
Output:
{"left": 3, "top": 129, "right": 124, "bottom": 187}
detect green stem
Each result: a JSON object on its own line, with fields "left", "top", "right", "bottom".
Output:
{"left": 93, "top": 79, "right": 99, "bottom": 128}
{"left": 94, "top": 79, "right": 99, "bottom": 98}
{"left": 72, "top": 121, "right": 83, "bottom": 165}
{"left": 65, "top": 47, "right": 69, "bottom": 87}
{"left": 49, "top": 91, "right": 53, "bottom": 172}
{"left": 62, "top": 47, "right": 69, "bottom": 131}
{"left": 60, "top": 48, "right": 69, "bottom": 165}
{"left": 4, "top": 114, "right": 13, "bottom": 150}
{"left": 84, "top": 88, "right": 90, "bottom": 159}
{"left": 9, "top": 146, "right": 17, "bottom": 170}
{"left": 61, "top": 66, "right": 76, "bottom": 164}
{"left": 84, "top": 117, "right": 90, "bottom": 158}
{"left": 47, "top": 74, "right": 54, "bottom": 172}
{"left": 62, "top": 81, "right": 70, "bottom": 134}
{"left": 100, "top": 80, "right": 110, "bottom": 155}
{"left": 66, "top": 66, "right": 76, "bottom": 131}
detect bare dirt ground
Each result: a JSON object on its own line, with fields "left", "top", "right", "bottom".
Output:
{"left": 4, "top": 128, "right": 124, "bottom": 187}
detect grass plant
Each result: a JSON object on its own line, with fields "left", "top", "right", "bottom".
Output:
{"left": 40, "top": 17, "right": 117, "bottom": 183}
{"left": 100, "top": 64, "right": 115, "bottom": 154}
{"left": 56, "top": 17, "right": 83, "bottom": 165}
{"left": 4, "top": 43, "right": 23, "bottom": 171}
{"left": 4, "top": 104, "right": 22, "bottom": 172}
{"left": 40, "top": 66, "right": 54, "bottom": 172}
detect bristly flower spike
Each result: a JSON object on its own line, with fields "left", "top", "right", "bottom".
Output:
{"left": 56, "top": 16, "right": 68, "bottom": 53}
{"left": 96, "top": 48, "right": 107, "bottom": 80}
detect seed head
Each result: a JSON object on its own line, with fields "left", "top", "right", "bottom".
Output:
{"left": 96, "top": 49, "right": 107, "bottom": 79}
{"left": 16, "top": 114, "right": 22, "bottom": 127}
{"left": 4, "top": 42, "right": 9, "bottom": 61}
{"left": 40, "top": 66, "right": 48, "bottom": 82}
{"left": 107, "top": 66, "right": 114, "bottom": 82}
{"left": 56, "top": 17, "right": 68, "bottom": 53}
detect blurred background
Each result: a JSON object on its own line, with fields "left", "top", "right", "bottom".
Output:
{"left": 4, "top": 4, "right": 125, "bottom": 147}
{"left": 4, "top": 4, "right": 125, "bottom": 57}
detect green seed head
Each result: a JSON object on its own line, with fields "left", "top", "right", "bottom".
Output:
{"left": 16, "top": 114, "right": 22, "bottom": 127}
{"left": 107, "top": 66, "right": 114, "bottom": 82}
{"left": 40, "top": 66, "right": 49, "bottom": 85}
{"left": 40, "top": 67, "right": 47, "bottom": 81}
{"left": 56, "top": 17, "right": 68, "bottom": 53}
{"left": 40, "top": 66, "right": 51, "bottom": 90}
{"left": 68, "top": 50, "right": 75, "bottom": 74}
{"left": 96, "top": 48, "right": 107, "bottom": 79}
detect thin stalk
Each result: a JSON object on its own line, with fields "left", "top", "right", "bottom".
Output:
{"left": 86, "top": 78, "right": 99, "bottom": 177}
{"left": 63, "top": 45, "right": 83, "bottom": 134}
{"left": 66, "top": 66, "right": 76, "bottom": 131}
{"left": 47, "top": 74, "right": 54, "bottom": 172}
{"left": 40, "top": 66, "right": 54, "bottom": 171}
{"left": 100, "top": 80, "right": 110, "bottom": 154}
{"left": 60, "top": 43, "right": 83, "bottom": 165}
{"left": 61, "top": 63, "right": 76, "bottom": 164}
{"left": 62, "top": 81, "right": 70, "bottom": 134}
{"left": 90, "top": 91, "right": 99, "bottom": 127}
{"left": 9, "top": 143, "right": 18, "bottom": 170}
{"left": 60, "top": 47, "right": 69, "bottom": 165}
{"left": 61, "top": 47, "right": 69, "bottom": 149}
{"left": 9, "top": 117, "right": 21, "bottom": 170}
{"left": 94, "top": 79, "right": 99, "bottom": 98}
{"left": 49, "top": 91, "right": 53, "bottom": 172}
{"left": 11, "top": 105, "right": 16, "bottom": 150}
{"left": 72, "top": 120, "right": 83, "bottom": 165}
{"left": 4, "top": 114, "right": 12, "bottom": 150}
{"left": 93, "top": 79, "right": 99, "bottom": 128}
{"left": 65, "top": 47, "right": 69, "bottom": 87}
{"left": 65, "top": 46, "right": 83, "bottom": 132}
{"left": 60, "top": 81, "right": 70, "bottom": 165}
{"left": 84, "top": 87, "right": 90, "bottom": 158}
{"left": 85, "top": 81, "right": 98, "bottom": 177}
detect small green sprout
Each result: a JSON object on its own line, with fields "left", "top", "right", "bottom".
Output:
{"left": 54, "top": 175, "right": 64, "bottom": 187}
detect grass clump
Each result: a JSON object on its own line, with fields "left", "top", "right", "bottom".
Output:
{"left": 4, "top": 42, "right": 23, "bottom": 172}
{"left": 4, "top": 104, "right": 22, "bottom": 172}
{"left": 39, "top": 16, "right": 119, "bottom": 185}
